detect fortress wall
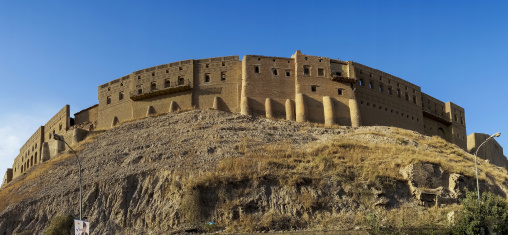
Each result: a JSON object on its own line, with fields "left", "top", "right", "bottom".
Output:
{"left": 353, "top": 63, "right": 424, "bottom": 132}
{"left": 194, "top": 57, "right": 242, "bottom": 112}
{"left": 1, "top": 169, "right": 12, "bottom": 188}
{"left": 468, "top": 133, "right": 507, "bottom": 169}
{"left": 74, "top": 104, "right": 99, "bottom": 128}
{"left": 97, "top": 75, "right": 133, "bottom": 129}
{"left": 43, "top": 105, "right": 71, "bottom": 142}
{"left": 446, "top": 102, "right": 467, "bottom": 149}
{"left": 242, "top": 55, "right": 297, "bottom": 118}
{"left": 422, "top": 117, "right": 452, "bottom": 141}
{"left": 131, "top": 60, "right": 195, "bottom": 119}
{"left": 11, "top": 126, "right": 44, "bottom": 179}
{"left": 292, "top": 53, "right": 355, "bottom": 124}
{"left": 421, "top": 93, "right": 448, "bottom": 120}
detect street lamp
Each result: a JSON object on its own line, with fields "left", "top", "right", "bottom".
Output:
{"left": 52, "top": 133, "right": 83, "bottom": 220}
{"left": 474, "top": 132, "right": 501, "bottom": 206}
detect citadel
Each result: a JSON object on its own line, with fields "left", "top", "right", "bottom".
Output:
{"left": 2, "top": 51, "right": 506, "bottom": 187}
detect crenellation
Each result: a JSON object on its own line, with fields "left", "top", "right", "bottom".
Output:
{"left": 5, "top": 50, "right": 504, "bottom": 189}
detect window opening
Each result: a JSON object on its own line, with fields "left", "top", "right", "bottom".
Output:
{"left": 397, "top": 89, "right": 401, "bottom": 98}
{"left": 205, "top": 74, "right": 210, "bottom": 83}
{"left": 379, "top": 84, "right": 383, "bottom": 92}
{"left": 286, "top": 71, "right": 290, "bottom": 76}
{"left": 273, "top": 69, "right": 278, "bottom": 75}
{"left": 369, "top": 81, "right": 374, "bottom": 89}
{"left": 221, "top": 72, "right": 226, "bottom": 81}
{"left": 388, "top": 87, "right": 392, "bottom": 95}
{"left": 338, "top": 89, "right": 343, "bottom": 95}
{"left": 254, "top": 66, "right": 260, "bottom": 73}
{"left": 222, "top": 62, "right": 225, "bottom": 66}
{"left": 335, "top": 72, "right": 342, "bottom": 76}
{"left": 152, "top": 72, "right": 155, "bottom": 76}
{"left": 151, "top": 82, "right": 157, "bottom": 91}
{"left": 318, "top": 68, "right": 324, "bottom": 76}
{"left": 413, "top": 96, "right": 417, "bottom": 104}
{"left": 405, "top": 93, "right": 409, "bottom": 101}
{"left": 311, "top": 85, "right": 317, "bottom": 92}
{"left": 107, "top": 96, "right": 111, "bottom": 104}
{"left": 137, "top": 86, "right": 143, "bottom": 94}
{"left": 165, "top": 79, "right": 170, "bottom": 88}
{"left": 178, "top": 77, "right": 184, "bottom": 85}
{"left": 304, "top": 66, "right": 310, "bottom": 75}
{"left": 119, "top": 92, "right": 124, "bottom": 100}
{"left": 359, "top": 79, "right": 364, "bottom": 86}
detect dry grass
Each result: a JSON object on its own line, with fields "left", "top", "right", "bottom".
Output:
{"left": 0, "top": 131, "right": 104, "bottom": 212}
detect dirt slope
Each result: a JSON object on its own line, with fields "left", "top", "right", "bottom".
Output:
{"left": 1, "top": 109, "right": 507, "bottom": 234}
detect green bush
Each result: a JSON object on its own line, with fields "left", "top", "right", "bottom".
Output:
{"left": 44, "top": 214, "right": 74, "bottom": 235}
{"left": 452, "top": 191, "right": 508, "bottom": 235}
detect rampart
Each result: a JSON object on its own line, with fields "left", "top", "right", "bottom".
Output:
{"left": 1, "top": 51, "right": 506, "bottom": 188}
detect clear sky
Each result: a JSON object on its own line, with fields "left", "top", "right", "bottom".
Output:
{"left": 1, "top": 1, "right": 507, "bottom": 174}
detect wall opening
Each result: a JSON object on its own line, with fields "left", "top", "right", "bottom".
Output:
{"left": 119, "top": 92, "right": 124, "bottom": 100}
{"left": 388, "top": 87, "right": 392, "bottom": 95}
{"left": 107, "top": 96, "right": 111, "bottom": 104}
{"left": 165, "top": 79, "right": 170, "bottom": 88}
{"left": 318, "top": 68, "right": 324, "bottom": 76}
{"left": 359, "top": 79, "right": 364, "bottom": 86}
{"left": 369, "top": 81, "right": 374, "bottom": 89}
{"left": 221, "top": 72, "right": 226, "bottom": 81}
{"left": 311, "top": 85, "right": 317, "bottom": 92}
{"left": 337, "top": 88, "right": 343, "bottom": 95}
{"left": 405, "top": 93, "right": 409, "bottom": 101}
{"left": 379, "top": 85, "right": 383, "bottom": 92}
{"left": 273, "top": 69, "right": 278, "bottom": 75}
{"left": 286, "top": 71, "right": 290, "bottom": 76}
{"left": 151, "top": 82, "right": 157, "bottom": 91}
{"left": 178, "top": 77, "right": 184, "bottom": 85}
{"left": 254, "top": 66, "right": 260, "bottom": 73}
{"left": 397, "top": 89, "right": 401, "bottom": 98}
{"left": 137, "top": 86, "right": 143, "bottom": 95}
{"left": 205, "top": 74, "right": 211, "bottom": 83}
{"left": 304, "top": 66, "right": 310, "bottom": 75}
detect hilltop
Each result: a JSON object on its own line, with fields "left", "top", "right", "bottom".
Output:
{"left": 1, "top": 109, "right": 507, "bottom": 234}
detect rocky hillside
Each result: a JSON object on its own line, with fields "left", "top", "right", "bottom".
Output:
{"left": 1, "top": 109, "right": 507, "bottom": 234}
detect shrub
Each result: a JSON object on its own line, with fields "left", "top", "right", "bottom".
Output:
{"left": 43, "top": 214, "right": 74, "bottom": 235}
{"left": 452, "top": 191, "right": 508, "bottom": 234}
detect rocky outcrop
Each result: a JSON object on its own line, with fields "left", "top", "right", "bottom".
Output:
{"left": 0, "top": 110, "right": 506, "bottom": 234}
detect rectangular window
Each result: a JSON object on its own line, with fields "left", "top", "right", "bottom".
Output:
{"left": 178, "top": 77, "right": 184, "bottom": 85}
{"left": 205, "top": 74, "right": 210, "bottom": 83}
{"left": 286, "top": 71, "right": 290, "bottom": 76}
{"left": 106, "top": 96, "right": 111, "bottom": 104}
{"left": 254, "top": 66, "right": 260, "bottom": 73}
{"left": 318, "top": 68, "right": 324, "bottom": 76}
{"left": 337, "top": 88, "right": 343, "bottom": 95}
{"left": 119, "top": 92, "right": 124, "bottom": 100}
{"left": 304, "top": 66, "right": 310, "bottom": 75}
{"left": 137, "top": 86, "right": 143, "bottom": 94}
{"left": 311, "top": 85, "right": 317, "bottom": 92}
{"left": 151, "top": 82, "right": 156, "bottom": 91}
{"left": 165, "top": 79, "right": 170, "bottom": 88}
{"left": 221, "top": 72, "right": 226, "bottom": 81}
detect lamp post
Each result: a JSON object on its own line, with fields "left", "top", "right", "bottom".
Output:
{"left": 52, "top": 133, "right": 83, "bottom": 220}
{"left": 474, "top": 132, "right": 501, "bottom": 206}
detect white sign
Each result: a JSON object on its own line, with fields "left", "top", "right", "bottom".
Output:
{"left": 74, "top": 219, "right": 90, "bottom": 235}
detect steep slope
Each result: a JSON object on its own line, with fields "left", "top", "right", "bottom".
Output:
{"left": 0, "top": 109, "right": 507, "bottom": 234}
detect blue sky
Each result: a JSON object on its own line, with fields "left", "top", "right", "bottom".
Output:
{"left": 1, "top": 1, "right": 507, "bottom": 173}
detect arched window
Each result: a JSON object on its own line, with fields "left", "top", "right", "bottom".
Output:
{"left": 379, "top": 84, "right": 383, "bottom": 92}
{"left": 359, "top": 79, "right": 364, "bottom": 86}
{"left": 273, "top": 69, "right": 278, "bottom": 75}
{"left": 369, "top": 81, "right": 374, "bottom": 89}
{"left": 151, "top": 82, "right": 157, "bottom": 91}
{"left": 165, "top": 79, "right": 170, "bottom": 88}
{"left": 106, "top": 96, "right": 111, "bottom": 104}
{"left": 119, "top": 92, "right": 124, "bottom": 100}
{"left": 205, "top": 74, "right": 210, "bottom": 83}
{"left": 221, "top": 72, "right": 226, "bottom": 81}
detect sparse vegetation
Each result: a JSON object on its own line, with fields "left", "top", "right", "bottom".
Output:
{"left": 43, "top": 214, "right": 74, "bottom": 235}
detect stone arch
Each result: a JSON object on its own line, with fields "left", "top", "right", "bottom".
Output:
{"left": 112, "top": 117, "right": 119, "bottom": 127}
{"left": 437, "top": 127, "right": 446, "bottom": 139}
